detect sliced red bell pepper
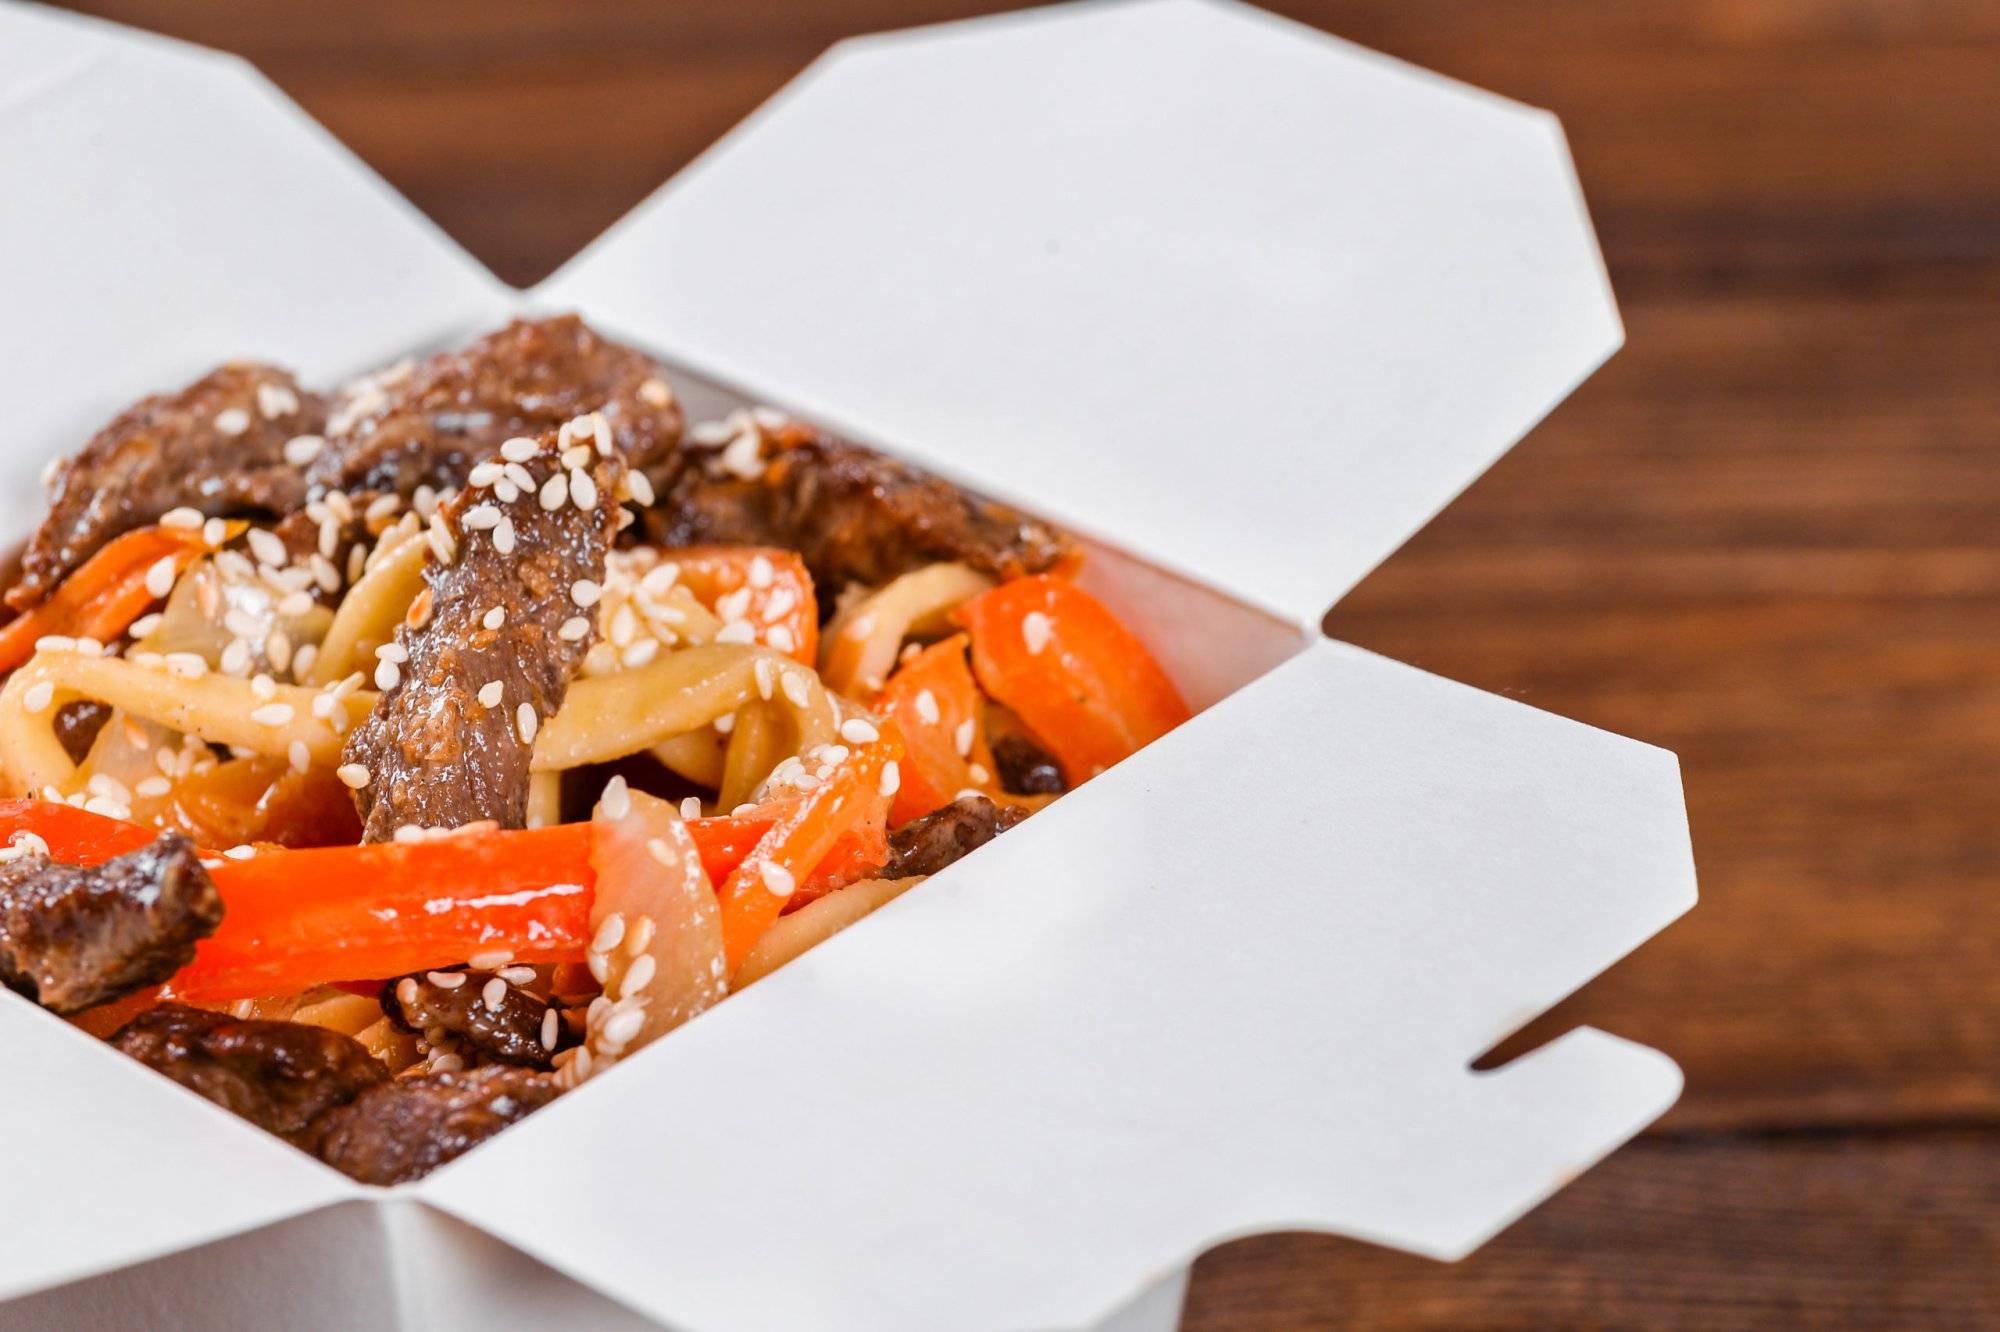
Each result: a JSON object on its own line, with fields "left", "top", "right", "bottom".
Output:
{"left": 876, "top": 633, "right": 999, "bottom": 824}
{"left": 954, "top": 575, "right": 1189, "bottom": 786}
{"left": 669, "top": 545, "right": 819, "bottom": 665}
{"left": 0, "top": 524, "right": 222, "bottom": 674}
{"left": 0, "top": 798, "right": 158, "bottom": 862}
{"left": 715, "top": 740, "right": 897, "bottom": 972}
{"left": 168, "top": 825, "right": 599, "bottom": 1001}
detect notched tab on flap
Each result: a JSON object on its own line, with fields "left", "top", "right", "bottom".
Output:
{"left": 0, "top": 3, "right": 510, "bottom": 545}
{"left": 540, "top": 0, "right": 1621, "bottom": 626}
{"left": 415, "top": 639, "right": 1692, "bottom": 1332}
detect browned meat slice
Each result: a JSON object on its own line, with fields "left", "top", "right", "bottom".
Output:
{"left": 383, "top": 969, "right": 556, "bottom": 1069}
{"left": 884, "top": 795, "right": 1028, "bottom": 880}
{"left": 113, "top": 1004, "right": 389, "bottom": 1143}
{"left": 341, "top": 432, "right": 625, "bottom": 839}
{"left": 0, "top": 834, "right": 222, "bottom": 1014}
{"left": 12, "top": 364, "right": 325, "bottom": 610}
{"left": 309, "top": 1065, "right": 559, "bottom": 1185}
{"left": 647, "top": 417, "right": 1071, "bottom": 595}
{"left": 53, "top": 701, "right": 111, "bottom": 766}
{"left": 991, "top": 733, "right": 1066, "bottom": 796}
{"left": 308, "top": 315, "right": 682, "bottom": 498}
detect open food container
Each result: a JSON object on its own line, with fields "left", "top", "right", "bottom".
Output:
{"left": 0, "top": 1, "right": 1696, "bottom": 1328}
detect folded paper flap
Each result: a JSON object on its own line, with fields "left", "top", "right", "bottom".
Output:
{"left": 0, "top": 1, "right": 510, "bottom": 545}
{"left": 419, "top": 640, "right": 1692, "bottom": 1332}
{"left": 0, "top": 996, "right": 358, "bottom": 1302}
{"left": 538, "top": 0, "right": 1621, "bottom": 626}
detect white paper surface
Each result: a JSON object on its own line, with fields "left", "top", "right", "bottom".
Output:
{"left": 420, "top": 639, "right": 1693, "bottom": 1332}
{"left": 0, "top": 3, "right": 511, "bottom": 544}
{"left": 540, "top": 0, "right": 1622, "bottom": 626}
{"left": 0, "top": 2, "right": 1688, "bottom": 1326}
{"left": 0, "top": 997, "right": 358, "bottom": 1303}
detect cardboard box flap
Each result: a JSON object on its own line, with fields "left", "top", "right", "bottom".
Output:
{"left": 538, "top": 0, "right": 1622, "bottom": 626}
{"left": 0, "top": 998, "right": 357, "bottom": 1302}
{"left": 0, "top": 2, "right": 511, "bottom": 544}
{"left": 418, "top": 641, "right": 1694, "bottom": 1332}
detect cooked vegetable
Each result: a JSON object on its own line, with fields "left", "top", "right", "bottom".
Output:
{"left": 0, "top": 524, "right": 222, "bottom": 674}
{"left": 734, "top": 875, "right": 924, "bottom": 988}
{"left": 876, "top": 633, "right": 1000, "bottom": 824}
{"left": 583, "top": 783, "right": 726, "bottom": 1068}
{"left": 955, "top": 574, "right": 1189, "bottom": 785}
{"left": 670, "top": 545, "right": 819, "bottom": 666}
{"left": 715, "top": 740, "right": 898, "bottom": 973}
{"left": 819, "top": 561, "right": 993, "bottom": 697}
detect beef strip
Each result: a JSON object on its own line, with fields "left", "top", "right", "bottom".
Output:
{"left": 308, "top": 1065, "right": 559, "bottom": 1185}
{"left": 113, "top": 1004, "right": 388, "bottom": 1144}
{"left": 53, "top": 700, "right": 111, "bottom": 766}
{"left": 991, "top": 733, "right": 1066, "bottom": 796}
{"left": 647, "top": 417, "right": 1070, "bottom": 596}
{"left": 12, "top": 364, "right": 324, "bottom": 611}
{"left": 883, "top": 795, "right": 1028, "bottom": 880}
{"left": 309, "top": 315, "right": 682, "bottom": 499}
{"left": 0, "top": 834, "right": 222, "bottom": 1014}
{"left": 341, "top": 433, "right": 625, "bottom": 839}
{"left": 383, "top": 970, "right": 555, "bottom": 1069}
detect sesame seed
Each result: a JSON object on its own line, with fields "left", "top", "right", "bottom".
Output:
{"left": 375, "top": 641, "right": 408, "bottom": 664}
{"left": 481, "top": 977, "right": 508, "bottom": 1010}
{"left": 481, "top": 606, "right": 506, "bottom": 631}
{"left": 967, "top": 762, "right": 992, "bottom": 785}
{"left": 600, "top": 775, "right": 632, "bottom": 819}
{"left": 250, "top": 702, "right": 295, "bottom": 726}
{"left": 267, "top": 630, "right": 293, "bottom": 674}
{"left": 135, "top": 776, "right": 173, "bottom": 799}
{"left": 747, "top": 555, "right": 775, "bottom": 589}
{"left": 461, "top": 504, "right": 501, "bottom": 531}
{"left": 539, "top": 473, "right": 568, "bottom": 510}
{"left": 161, "top": 507, "right": 203, "bottom": 530}
{"left": 222, "top": 844, "right": 257, "bottom": 860}
{"left": 914, "top": 688, "right": 941, "bottom": 725}
{"left": 202, "top": 517, "right": 228, "bottom": 548}
{"left": 469, "top": 949, "right": 513, "bottom": 970}
{"left": 1022, "top": 611, "right": 1053, "bottom": 655}
{"left": 516, "top": 702, "right": 538, "bottom": 743}
{"left": 336, "top": 763, "right": 371, "bottom": 789}
{"left": 844, "top": 615, "right": 877, "bottom": 642}
{"left": 220, "top": 639, "right": 252, "bottom": 676}
{"left": 759, "top": 862, "right": 796, "bottom": 898}
{"left": 250, "top": 673, "right": 277, "bottom": 700}
{"left": 20, "top": 682, "right": 53, "bottom": 714}
{"left": 839, "top": 718, "right": 881, "bottom": 745}
{"left": 245, "top": 527, "right": 286, "bottom": 567}
{"left": 143, "top": 557, "right": 177, "bottom": 599}
{"left": 282, "top": 434, "right": 323, "bottom": 465}
{"left": 214, "top": 407, "right": 251, "bottom": 436}
{"left": 493, "top": 480, "right": 519, "bottom": 503}
{"left": 257, "top": 383, "right": 299, "bottom": 419}
{"left": 477, "top": 680, "right": 503, "bottom": 709}
{"left": 765, "top": 624, "right": 797, "bottom": 654}
{"left": 571, "top": 469, "right": 598, "bottom": 509}
{"left": 374, "top": 660, "right": 401, "bottom": 690}
{"left": 493, "top": 517, "right": 516, "bottom": 555}
{"left": 348, "top": 545, "right": 368, "bottom": 583}
{"left": 426, "top": 515, "right": 457, "bottom": 565}
{"left": 427, "top": 970, "right": 466, "bottom": 989}
{"left": 288, "top": 739, "right": 310, "bottom": 772}
{"left": 33, "top": 635, "right": 75, "bottom": 653}
{"left": 880, "top": 761, "right": 901, "bottom": 798}
{"left": 317, "top": 518, "right": 340, "bottom": 560}
{"left": 714, "top": 711, "right": 736, "bottom": 735}
{"left": 680, "top": 796, "right": 703, "bottom": 820}
{"left": 277, "top": 590, "right": 314, "bottom": 618}
{"left": 292, "top": 643, "right": 320, "bottom": 679}
{"left": 393, "top": 824, "right": 426, "bottom": 844}
{"left": 593, "top": 913, "right": 626, "bottom": 953}
{"left": 558, "top": 616, "right": 590, "bottom": 642}
{"left": 619, "top": 954, "right": 657, "bottom": 999}
{"left": 954, "top": 718, "right": 976, "bottom": 756}
{"left": 601, "top": 1007, "right": 645, "bottom": 1048}
{"left": 620, "top": 639, "right": 658, "bottom": 669}
{"left": 638, "top": 377, "right": 673, "bottom": 407}
{"left": 570, "top": 579, "right": 601, "bottom": 608}
{"left": 782, "top": 669, "right": 813, "bottom": 709}
{"left": 365, "top": 493, "right": 402, "bottom": 524}
{"left": 500, "top": 437, "right": 539, "bottom": 463}
{"left": 716, "top": 587, "right": 753, "bottom": 621}
{"left": 641, "top": 564, "right": 679, "bottom": 597}
{"left": 624, "top": 470, "right": 656, "bottom": 506}
{"left": 502, "top": 462, "right": 536, "bottom": 493}
{"left": 715, "top": 619, "right": 756, "bottom": 645}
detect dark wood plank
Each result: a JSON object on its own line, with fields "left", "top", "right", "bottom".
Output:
{"left": 37, "top": 0, "right": 2000, "bottom": 1324}
{"left": 1184, "top": 1132, "right": 2000, "bottom": 1330}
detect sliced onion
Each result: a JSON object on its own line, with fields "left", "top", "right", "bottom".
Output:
{"left": 819, "top": 563, "right": 992, "bottom": 698}
{"left": 582, "top": 783, "right": 727, "bottom": 1069}
{"left": 733, "top": 875, "right": 925, "bottom": 988}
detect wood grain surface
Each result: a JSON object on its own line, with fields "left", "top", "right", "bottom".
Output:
{"left": 48, "top": 1, "right": 2000, "bottom": 1326}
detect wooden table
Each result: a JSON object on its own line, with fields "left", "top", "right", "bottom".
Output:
{"left": 59, "top": 2, "right": 2000, "bottom": 1325}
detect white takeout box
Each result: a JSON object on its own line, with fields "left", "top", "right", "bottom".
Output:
{"left": 0, "top": 2, "right": 1697, "bottom": 1328}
